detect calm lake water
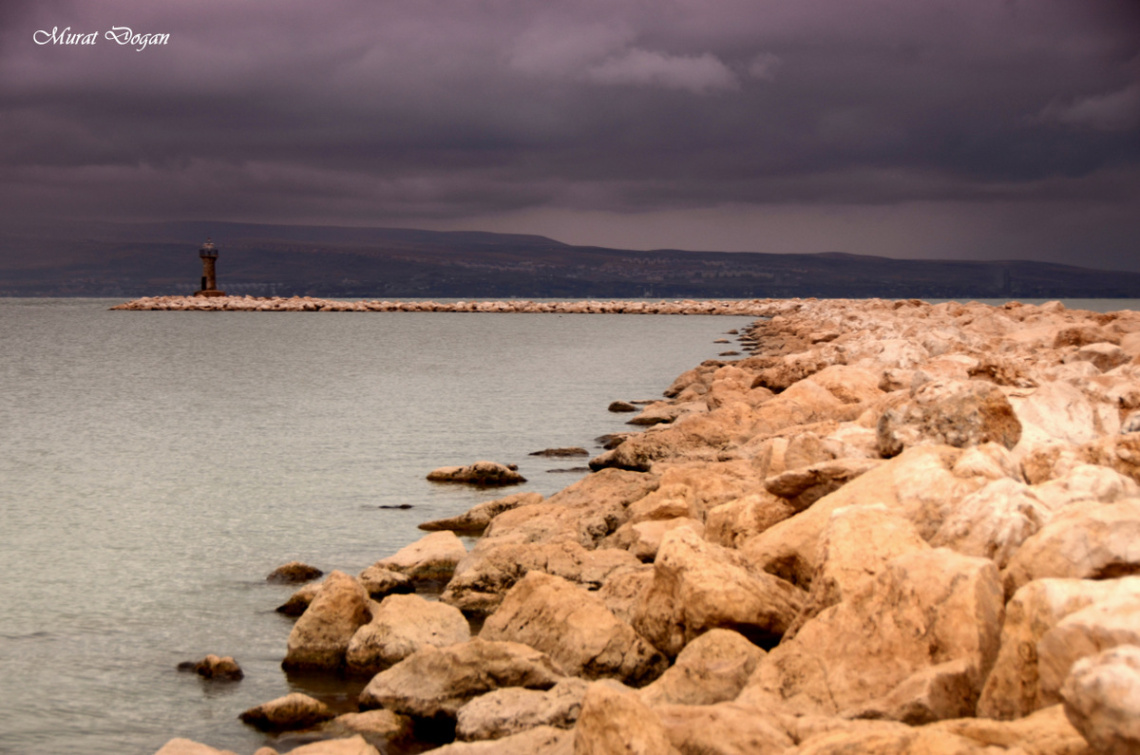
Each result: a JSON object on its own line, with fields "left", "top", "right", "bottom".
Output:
{"left": 2, "top": 297, "right": 1135, "bottom": 755}
{"left": 0, "top": 299, "right": 756, "bottom": 755}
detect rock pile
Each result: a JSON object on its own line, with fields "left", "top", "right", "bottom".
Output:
{"left": 111, "top": 296, "right": 776, "bottom": 314}
{"left": 157, "top": 297, "right": 1140, "bottom": 755}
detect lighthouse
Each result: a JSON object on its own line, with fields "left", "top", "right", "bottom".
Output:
{"left": 194, "top": 238, "right": 227, "bottom": 297}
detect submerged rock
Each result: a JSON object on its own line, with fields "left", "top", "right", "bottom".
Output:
{"left": 176, "top": 654, "right": 243, "bottom": 681}
{"left": 239, "top": 693, "right": 335, "bottom": 731}
{"left": 267, "top": 561, "right": 324, "bottom": 584}
{"left": 427, "top": 461, "right": 526, "bottom": 486}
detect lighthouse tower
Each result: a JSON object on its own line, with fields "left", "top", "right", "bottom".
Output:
{"left": 194, "top": 238, "right": 226, "bottom": 297}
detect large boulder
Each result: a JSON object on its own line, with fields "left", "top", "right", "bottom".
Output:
{"left": 1010, "top": 380, "right": 1119, "bottom": 450}
{"left": 276, "top": 581, "right": 323, "bottom": 616}
{"left": 930, "top": 479, "right": 1054, "bottom": 570}
{"left": 762, "top": 458, "right": 882, "bottom": 513}
{"left": 346, "top": 593, "right": 471, "bottom": 674}
{"left": 787, "top": 503, "right": 929, "bottom": 636}
{"left": 372, "top": 531, "right": 467, "bottom": 583}
{"left": 605, "top": 517, "right": 704, "bottom": 562}
{"left": 1061, "top": 644, "right": 1140, "bottom": 755}
{"left": 595, "top": 564, "right": 654, "bottom": 625}
{"left": 282, "top": 571, "right": 372, "bottom": 672}
{"left": 358, "top": 638, "right": 563, "bottom": 721}
{"left": 441, "top": 539, "right": 640, "bottom": 618}
{"left": 1036, "top": 593, "right": 1140, "bottom": 708}
{"left": 876, "top": 379, "right": 1022, "bottom": 457}
{"left": 355, "top": 565, "right": 414, "bottom": 599}
{"left": 426, "top": 461, "right": 526, "bottom": 486}
{"left": 481, "top": 572, "right": 666, "bottom": 685}
{"left": 324, "top": 710, "right": 414, "bottom": 753}
{"left": 747, "top": 548, "right": 1004, "bottom": 719}
{"left": 430, "top": 725, "right": 572, "bottom": 754}
{"left": 654, "top": 702, "right": 794, "bottom": 755}
{"left": 638, "top": 628, "right": 765, "bottom": 707}
{"left": 152, "top": 740, "right": 238, "bottom": 755}
{"left": 977, "top": 576, "right": 1140, "bottom": 720}
{"left": 418, "top": 492, "right": 544, "bottom": 534}
{"left": 632, "top": 528, "right": 805, "bottom": 657}
{"left": 1002, "top": 500, "right": 1140, "bottom": 598}
{"left": 573, "top": 681, "right": 680, "bottom": 755}
{"left": 238, "top": 693, "right": 335, "bottom": 731}
{"left": 455, "top": 678, "right": 588, "bottom": 741}
{"left": 704, "top": 493, "right": 795, "bottom": 549}
{"left": 742, "top": 445, "right": 992, "bottom": 589}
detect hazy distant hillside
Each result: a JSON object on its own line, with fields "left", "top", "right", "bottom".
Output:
{"left": 2, "top": 220, "right": 1138, "bottom": 299}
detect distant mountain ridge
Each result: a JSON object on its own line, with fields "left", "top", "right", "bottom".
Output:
{"left": 1, "top": 220, "right": 1137, "bottom": 299}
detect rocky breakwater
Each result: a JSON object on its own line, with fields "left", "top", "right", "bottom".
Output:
{"left": 159, "top": 297, "right": 1140, "bottom": 755}
{"left": 111, "top": 295, "right": 773, "bottom": 315}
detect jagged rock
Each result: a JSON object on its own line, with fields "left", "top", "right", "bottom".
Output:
{"left": 373, "top": 530, "right": 467, "bottom": 582}
{"left": 1076, "top": 434, "right": 1140, "bottom": 485}
{"left": 324, "top": 710, "right": 414, "bottom": 752}
{"left": 1037, "top": 593, "right": 1140, "bottom": 708}
{"left": 481, "top": 572, "right": 666, "bottom": 685}
{"left": 1031, "top": 463, "right": 1140, "bottom": 510}
{"left": 441, "top": 539, "right": 640, "bottom": 617}
{"left": 1054, "top": 324, "right": 1119, "bottom": 348}
{"left": 1002, "top": 500, "right": 1140, "bottom": 598}
{"left": 239, "top": 693, "right": 335, "bottom": 731}
{"left": 595, "top": 564, "right": 654, "bottom": 625}
{"left": 747, "top": 548, "right": 1003, "bottom": 719}
{"left": 632, "top": 528, "right": 805, "bottom": 657}
{"left": 930, "top": 704, "right": 1089, "bottom": 755}
{"left": 277, "top": 581, "right": 323, "bottom": 616}
{"left": 283, "top": 571, "right": 372, "bottom": 672}
{"left": 153, "top": 740, "right": 239, "bottom": 755}
{"left": 346, "top": 593, "right": 471, "bottom": 674}
{"left": 605, "top": 516, "right": 704, "bottom": 562}
{"left": 418, "top": 492, "right": 544, "bottom": 534}
{"left": 177, "top": 654, "right": 243, "bottom": 680}
{"left": 1070, "top": 342, "right": 1130, "bottom": 372}
{"left": 431, "top": 725, "right": 572, "bottom": 754}
{"left": 930, "top": 478, "right": 1053, "bottom": 570}
{"left": 427, "top": 461, "right": 526, "bottom": 486}
{"left": 573, "top": 681, "right": 680, "bottom": 755}
{"left": 267, "top": 561, "right": 323, "bottom": 584}
{"left": 786, "top": 503, "right": 928, "bottom": 636}
{"left": 638, "top": 628, "right": 765, "bottom": 707}
{"left": 655, "top": 702, "right": 795, "bottom": 755}
{"left": 704, "top": 493, "right": 795, "bottom": 549}
{"left": 358, "top": 638, "right": 563, "bottom": 721}
{"left": 763, "top": 457, "right": 882, "bottom": 512}
{"left": 1061, "top": 644, "right": 1140, "bottom": 755}
{"left": 977, "top": 576, "right": 1140, "bottom": 720}
{"left": 876, "top": 379, "right": 1021, "bottom": 457}
{"left": 455, "top": 678, "right": 588, "bottom": 741}
{"left": 1012, "top": 381, "right": 1121, "bottom": 449}
{"left": 742, "top": 445, "right": 991, "bottom": 589}
{"left": 276, "top": 736, "right": 379, "bottom": 755}
{"left": 356, "top": 565, "right": 414, "bottom": 599}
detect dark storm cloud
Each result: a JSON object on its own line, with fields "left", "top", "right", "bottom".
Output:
{"left": 1, "top": 0, "right": 1138, "bottom": 268}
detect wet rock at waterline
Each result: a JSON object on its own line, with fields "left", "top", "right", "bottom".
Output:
{"left": 427, "top": 461, "right": 526, "bottom": 486}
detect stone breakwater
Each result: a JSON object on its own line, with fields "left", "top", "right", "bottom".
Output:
{"left": 158, "top": 298, "right": 1140, "bottom": 755}
{"left": 111, "top": 295, "right": 773, "bottom": 315}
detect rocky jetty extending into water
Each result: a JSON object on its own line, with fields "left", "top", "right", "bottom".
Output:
{"left": 111, "top": 295, "right": 773, "bottom": 315}
{"left": 157, "top": 297, "right": 1140, "bottom": 755}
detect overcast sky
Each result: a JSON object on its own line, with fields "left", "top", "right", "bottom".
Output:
{"left": 2, "top": 0, "right": 1138, "bottom": 269}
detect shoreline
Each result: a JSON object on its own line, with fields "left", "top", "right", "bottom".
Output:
{"left": 161, "top": 297, "right": 1140, "bottom": 755}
